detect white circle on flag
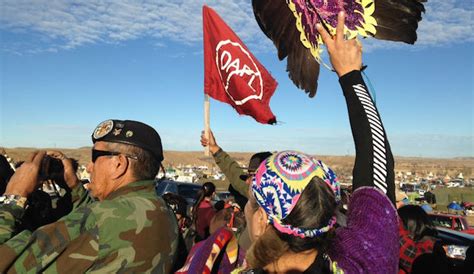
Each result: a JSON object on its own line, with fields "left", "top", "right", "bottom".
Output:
{"left": 215, "top": 40, "right": 263, "bottom": 106}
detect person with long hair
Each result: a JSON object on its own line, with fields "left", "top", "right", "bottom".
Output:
{"left": 242, "top": 12, "right": 398, "bottom": 273}
{"left": 192, "top": 182, "right": 216, "bottom": 242}
{"left": 398, "top": 205, "right": 449, "bottom": 274}
{"left": 162, "top": 192, "right": 191, "bottom": 272}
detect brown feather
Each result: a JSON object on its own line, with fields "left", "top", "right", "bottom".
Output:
{"left": 252, "top": 0, "right": 427, "bottom": 96}
{"left": 253, "top": 0, "right": 320, "bottom": 97}
{"left": 373, "top": 0, "right": 426, "bottom": 44}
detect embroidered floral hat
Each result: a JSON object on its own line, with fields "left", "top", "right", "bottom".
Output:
{"left": 251, "top": 150, "right": 341, "bottom": 238}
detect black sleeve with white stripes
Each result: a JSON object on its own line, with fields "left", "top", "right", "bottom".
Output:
{"left": 339, "top": 70, "right": 395, "bottom": 204}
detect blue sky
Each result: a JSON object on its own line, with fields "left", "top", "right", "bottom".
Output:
{"left": 0, "top": 0, "right": 473, "bottom": 158}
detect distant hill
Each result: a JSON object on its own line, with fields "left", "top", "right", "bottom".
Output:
{"left": 3, "top": 147, "right": 473, "bottom": 178}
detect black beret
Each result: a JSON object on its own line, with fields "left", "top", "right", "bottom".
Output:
{"left": 239, "top": 151, "right": 272, "bottom": 181}
{"left": 92, "top": 119, "right": 164, "bottom": 162}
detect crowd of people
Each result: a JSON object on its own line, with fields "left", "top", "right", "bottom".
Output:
{"left": 0, "top": 12, "right": 472, "bottom": 273}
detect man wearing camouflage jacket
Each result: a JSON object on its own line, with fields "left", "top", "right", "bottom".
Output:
{"left": 0, "top": 119, "right": 178, "bottom": 273}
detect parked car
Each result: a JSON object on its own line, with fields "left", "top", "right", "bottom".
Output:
{"left": 155, "top": 179, "right": 202, "bottom": 209}
{"left": 215, "top": 191, "right": 232, "bottom": 201}
{"left": 462, "top": 202, "right": 474, "bottom": 216}
{"left": 428, "top": 213, "right": 474, "bottom": 235}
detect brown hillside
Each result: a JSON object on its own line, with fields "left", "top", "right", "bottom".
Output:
{"left": 2, "top": 147, "right": 473, "bottom": 178}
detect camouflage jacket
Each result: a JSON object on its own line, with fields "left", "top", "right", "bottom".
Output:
{"left": 213, "top": 149, "right": 248, "bottom": 199}
{"left": 0, "top": 180, "right": 179, "bottom": 273}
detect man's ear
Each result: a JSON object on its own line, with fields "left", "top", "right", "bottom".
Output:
{"left": 110, "top": 154, "right": 129, "bottom": 179}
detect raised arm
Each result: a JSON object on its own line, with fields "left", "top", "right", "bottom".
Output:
{"left": 200, "top": 130, "right": 248, "bottom": 198}
{"left": 0, "top": 151, "right": 92, "bottom": 243}
{"left": 318, "top": 13, "right": 398, "bottom": 273}
{"left": 339, "top": 71, "right": 395, "bottom": 203}
{"left": 317, "top": 12, "right": 395, "bottom": 204}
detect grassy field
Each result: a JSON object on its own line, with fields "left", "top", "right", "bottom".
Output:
{"left": 427, "top": 187, "right": 474, "bottom": 226}
{"left": 432, "top": 187, "right": 474, "bottom": 207}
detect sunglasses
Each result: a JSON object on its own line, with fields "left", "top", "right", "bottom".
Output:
{"left": 91, "top": 149, "right": 138, "bottom": 163}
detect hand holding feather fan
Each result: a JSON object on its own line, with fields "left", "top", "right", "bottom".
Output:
{"left": 252, "top": 0, "right": 427, "bottom": 97}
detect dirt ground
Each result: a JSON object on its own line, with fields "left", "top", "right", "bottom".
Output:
{"left": 3, "top": 147, "right": 473, "bottom": 180}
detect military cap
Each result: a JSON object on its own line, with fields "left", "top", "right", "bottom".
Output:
{"left": 92, "top": 119, "right": 164, "bottom": 162}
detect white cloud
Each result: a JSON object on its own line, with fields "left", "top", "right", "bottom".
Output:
{"left": 417, "top": 0, "right": 474, "bottom": 46}
{"left": 0, "top": 0, "right": 471, "bottom": 54}
{"left": 356, "top": 0, "right": 474, "bottom": 51}
{"left": 0, "top": 0, "right": 267, "bottom": 53}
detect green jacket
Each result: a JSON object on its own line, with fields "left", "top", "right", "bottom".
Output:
{"left": 213, "top": 149, "right": 253, "bottom": 250}
{"left": 213, "top": 149, "right": 248, "bottom": 199}
{"left": 0, "top": 180, "right": 178, "bottom": 273}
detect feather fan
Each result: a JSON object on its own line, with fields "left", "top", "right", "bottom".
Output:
{"left": 252, "top": 0, "right": 427, "bottom": 97}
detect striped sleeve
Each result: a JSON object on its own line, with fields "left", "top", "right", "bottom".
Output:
{"left": 339, "top": 71, "right": 395, "bottom": 204}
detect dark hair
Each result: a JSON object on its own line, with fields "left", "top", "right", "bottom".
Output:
{"left": 398, "top": 205, "right": 437, "bottom": 241}
{"left": 214, "top": 200, "right": 225, "bottom": 211}
{"left": 246, "top": 176, "right": 337, "bottom": 268}
{"left": 192, "top": 182, "right": 216, "bottom": 227}
{"left": 162, "top": 192, "right": 188, "bottom": 217}
{"left": 21, "top": 176, "right": 76, "bottom": 232}
{"left": 19, "top": 190, "right": 54, "bottom": 232}
{"left": 107, "top": 143, "right": 160, "bottom": 180}
{"left": 0, "top": 155, "right": 14, "bottom": 195}
{"left": 194, "top": 182, "right": 216, "bottom": 207}
{"left": 210, "top": 206, "right": 246, "bottom": 235}
{"left": 228, "top": 184, "right": 248, "bottom": 209}
{"left": 203, "top": 182, "right": 216, "bottom": 196}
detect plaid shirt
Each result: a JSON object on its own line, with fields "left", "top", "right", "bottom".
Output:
{"left": 398, "top": 220, "right": 435, "bottom": 274}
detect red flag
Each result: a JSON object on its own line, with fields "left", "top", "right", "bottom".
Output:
{"left": 203, "top": 5, "right": 277, "bottom": 124}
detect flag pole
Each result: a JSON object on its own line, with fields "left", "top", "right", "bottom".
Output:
{"left": 204, "top": 94, "right": 210, "bottom": 156}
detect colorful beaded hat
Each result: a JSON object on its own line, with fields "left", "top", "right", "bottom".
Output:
{"left": 252, "top": 150, "right": 340, "bottom": 238}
